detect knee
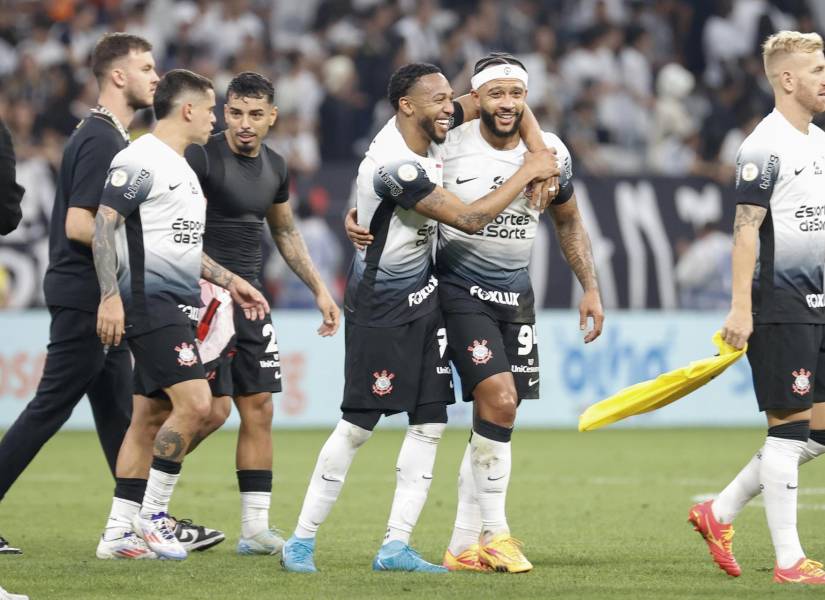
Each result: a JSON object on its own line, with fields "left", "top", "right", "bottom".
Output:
{"left": 408, "top": 422, "right": 446, "bottom": 445}
{"left": 482, "top": 388, "right": 517, "bottom": 424}
{"left": 239, "top": 393, "right": 274, "bottom": 427}
{"left": 184, "top": 393, "right": 214, "bottom": 426}
{"left": 335, "top": 419, "right": 372, "bottom": 449}
{"left": 202, "top": 397, "right": 231, "bottom": 435}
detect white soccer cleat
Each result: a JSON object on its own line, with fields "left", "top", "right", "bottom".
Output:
{"left": 96, "top": 531, "right": 157, "bottom": 560}
{"left": 0, "top": 585, "right": 29, "bottom": 600}
{"left": 132, "top": 512, "right": 187, "bottom": 560}
{"left": 237, "top": 528, "right": 285, "bottom": 556}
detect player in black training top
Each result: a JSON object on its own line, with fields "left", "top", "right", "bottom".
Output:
{"left": 184, "top": 72, "right": 340, "bottom": 555}
{"left": 0, "top": 34, "right": 158, "bottom": 556}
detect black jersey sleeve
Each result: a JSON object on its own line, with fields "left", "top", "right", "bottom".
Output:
{"left": 100, "top": 160, "right": 154, "bottom": 218}
{"left": 272, "top": 150, "right": 290, "bottom": 204}
{"left": 373, "top": 160, "right": 436, "bottom": 210}
{"left": 734, "top": 141, "right": 779, "bottom": 208}
{"left": 184, "top": 143, "right": 209, "bottom": 184}
{"left": 551, "top": 138, "right": 575, "bottom": 206}
{"left": 0, "top": 117, "right": 24, "bottom": 235}
{"left": 450, "top": 100, "right": 465, "bottom": 130}
{"left": 69, "top": 128, "right": 123, "bottom": 209}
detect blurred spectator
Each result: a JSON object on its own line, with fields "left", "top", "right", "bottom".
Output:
{"left": 675, "top": 225, "right": 732, "bottom": 310}
{"left": 267, "top": 111, "right": 321, "bottom": 177}
{"left": 0, "top": 116, "right": 24, "bottom": 235}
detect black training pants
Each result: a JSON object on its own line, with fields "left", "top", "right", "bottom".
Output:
{"left": 0, "top": 306, "right": 132, "bottom": 500}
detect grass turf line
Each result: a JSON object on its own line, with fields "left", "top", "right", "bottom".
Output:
{"left": 1, "top": 428, "right": 824, "bottom": 599}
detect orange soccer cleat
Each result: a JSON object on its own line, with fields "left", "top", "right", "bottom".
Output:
{"left": 688, "top": 500, "right": 741, "bottom": 577}
{"left": 478, "top": 535, "right": 532, "bottom": 573}
{"left": 774, "top": 558, "right": 825, "bottom": 584}
{"left": 443, "top": 545, "right": 492, "bottom": 572}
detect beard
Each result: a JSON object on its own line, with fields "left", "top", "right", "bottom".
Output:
{"left": 418, "top": 114, "right": 447, "bottom": 144}
{"left": 125, "top": 86, "right": 153, "bottom": 111}
{"left": 480, "top": 107, "right": 523, "bottom": 138}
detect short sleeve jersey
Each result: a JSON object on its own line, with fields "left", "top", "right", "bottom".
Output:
{"left": 734, "top": 108, "right": 825, "bottom": 324}
{"left": 344, "top": 117, "right": 444, "bottom": 327}
{"left": 437, "top": 120, "right": 574, "bottom": 322}
{"left": 185, "top": 133, "right": 290, "bottom": 282}
{"left": 100, "top": 134, "right": 206, "bottom": 335}
{"left": 43, "top": 114, "right": 128, "bottom": 312}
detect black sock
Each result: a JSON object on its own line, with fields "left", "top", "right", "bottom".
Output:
{"left": 473, "top": 418, "right": 513, "bottom": 443}
{"left": 114, "top": 477, "right": 147, "bottom": 504}
{"left": 151, "top": 456, "right": 182, "bottom": 475}
{"left": 237, "top": 469, "right": 273, "bottom": 493}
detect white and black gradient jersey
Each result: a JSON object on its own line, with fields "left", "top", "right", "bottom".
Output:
{"left": 344, "top": 116, "right": 446, "bottom": 327}
{"left": 437, "top": 120, "right": 574, "bottom": 323}
{"left": 100, "top": 134, "right": 206, "bottom": 335}
{"left": 735, "top": 108, "right": 825, "bottom": 324}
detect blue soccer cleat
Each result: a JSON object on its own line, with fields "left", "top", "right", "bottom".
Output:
{"left": 372, "top": 541, "right": 448, "bottom": 573}
{"left": 281, "top": 535, "right": 317, "bottom": 573}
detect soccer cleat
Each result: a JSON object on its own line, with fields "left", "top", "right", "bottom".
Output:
{"left": 0, "top": 585, "right": 28, "bottom": 600}
{"left": 478, "top": 535, "right": 533, "bottom": 573}
{"left": 443, "top": 544, "right": 492, "bottom": 572}
{"left": 0, "top": 536, "right": 21, "bottom": 555}
{"left": 171, "top": 516, "right": 225, "bottom": 552}
{"left": 281, "top": 535, "right": 317, "bottom": 573}
{"left": 688, "top": 500, "right": 741, "bottom": 577}
{"left": 372, "top": 541, "right": 448, "bottom": 573}
{"left": 132, "top": 512, "right": 187, "bottom": 560}
{"left": 774, "top": 558, "right": 825, "bottom": 584}
{"left": 237, "top": 528, "right": 285, "bottom": 556}
{"left": 96, "top": 531, "right": 157, "bottom": 560}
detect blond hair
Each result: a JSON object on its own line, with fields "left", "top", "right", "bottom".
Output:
{"left": 763, "top": 31, "right": 824, "bottom": 79}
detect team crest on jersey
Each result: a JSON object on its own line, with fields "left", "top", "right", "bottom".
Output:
{"left": 175, "top": 342, "right": 198, "bottom": 367}
{"left": 372, "top": 370, "right": 395, "bottom": 396}
{"left": 792, "top": 368, "right": 812, "bottom": 396}
{"left": 468, "top": 339, "right": 493, "bottom": 365}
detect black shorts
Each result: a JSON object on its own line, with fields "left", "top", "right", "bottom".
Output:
{"left": 747, "top": 323, "right": 825, "bottom": 412}
{"left": 445, "top": 312, "right": 540, "bottom": 402}
{"left": 129, "top": 323, "right": 206, "bottom": 400}
{"left": 342, "top": 309, "right": 455, "bottom": 415}
{"left": 208, "top": 306, "right": 282, "bottom": 397}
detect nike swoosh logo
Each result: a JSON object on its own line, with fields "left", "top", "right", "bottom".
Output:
{"left": 528, "top": 378, "right": 539, "bottom": 386}
{"left": 274, "top": 372, "right": 281, "bottom": 380}
{"left": 487, "top": 474, "right": 506, "bottom": 481}
{"left": 321, "top": 474, "right": 340, "bottom": 482}
{"left": 787, "top": 483, "right": 798, "bottom": 489}
{"left": 169, "top": 182, "right": 182, "bottom": 190}
{"left": 422, "top": 474, "right": 433, "bottom": 480}
{"left": 795, "top": 167, "right": 806, "bottom": 176}
{"left": 455, "top": 176, "right": 478, "bottom": 185}
{"left": 176, "top": 530, "right": 195, "bottom": 542}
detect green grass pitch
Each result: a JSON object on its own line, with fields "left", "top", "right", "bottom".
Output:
{"left": 1, "top": 428, "right": 824, "bottom": 599}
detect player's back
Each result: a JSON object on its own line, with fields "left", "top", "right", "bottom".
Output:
{"left": 436, "top": 120, "right": 574, "bottom": 323}
{"left": 345, "top": 117, "right": 443, "bottom": 327}
{"left": 735, "top": 108, "right": 825, "bottom": 323}
{"left": 185, "top": 133, "right": 290, "bottom": 283}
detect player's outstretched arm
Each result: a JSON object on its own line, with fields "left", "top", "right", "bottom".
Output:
{"left": 721, "top": 204, "right": 766, "bottom": 349}
{"left": 93, "top": 205, "right": 125, "bottom": 346}
{"left": 548, "top": 194, "right": 603, "bottom": 343}
{"left": 201, "top": 253, "right": 270, "bottom": 322}
{"left": 414, "top": 148, "right": 558, "bottom": 233}
{"left": 266, "top": 203, "right": 340, "bottom": 336}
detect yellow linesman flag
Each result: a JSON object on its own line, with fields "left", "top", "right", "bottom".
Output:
{"left": 578, "top": 331, "right": 747, "bottom": 432}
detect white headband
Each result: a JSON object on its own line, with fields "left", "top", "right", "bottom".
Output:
{"left": 470, "top": 63, "right": 529, "bottom": 91}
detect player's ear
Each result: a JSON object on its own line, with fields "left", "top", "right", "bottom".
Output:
{"left": 398, "top": 96, "right": 414, "bottom": 117}
{"left": 182, "top": 101, "right": 194, "bottom": 122}
{"left": 111, "top": 66, "right": 127, "bottom": 90}
{"left": 269, "top": 105, "right": 278, "bottom": 127}
{"left": 471, "top": 89, "right": 480, "bottom": 110}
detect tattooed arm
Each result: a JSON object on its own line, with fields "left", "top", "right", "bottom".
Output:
{"left": 201, "top": 252, "right": 270, "bottom": 321}
{"left": 721, "top": 203, "right": 766, "bottom": 349}
{"left": 549, "top": 195, "right": 604, "bottom": 343}
{"left": 414, "top": 148, "right": 558, "bottom": 234}
{"left": 266, "top": 203, "right": 339, "bottom": 336}
{"left": 93, "top": 205, "right": 125, "bottom": 346}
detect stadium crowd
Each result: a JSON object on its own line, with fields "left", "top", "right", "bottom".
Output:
{"left": 0, "top": 0, "right": 818, "bottom": 308}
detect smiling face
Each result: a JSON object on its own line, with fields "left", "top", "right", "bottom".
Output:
{"left": 223, "top": 93, "right": 277, "bottom": 156}
{"left": 476, "top": 78, "right": 526, "bottom": 140}
{"left": 403, "top": 72, "right": 455, "bottom": 144}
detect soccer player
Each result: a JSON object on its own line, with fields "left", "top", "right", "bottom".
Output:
{"left": 347, "top": 53, "right": 603, "bottom": 573}
{"left": 687, "top": 31, "right": 825, "bottom": 584}
{"left": 180, "top": 71, "right": 340, "bottom": 555}
{"left": 92, "top": 69, "right": 268, "bottom": 561}
{"left": 0, "top": 33, "right": 158, "bottom": 556}
{"left": 280, "top": 62, "right": 557, "bottom": 573}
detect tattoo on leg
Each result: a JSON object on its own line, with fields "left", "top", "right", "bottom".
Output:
{"left": 154, "top": 427, "right": 186, "bottom": 460}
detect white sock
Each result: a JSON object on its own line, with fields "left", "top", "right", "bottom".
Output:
{"left": 761, "top": 436, "right": 806, "bottom": 568}
{"left": 140, "top": 467, "right": 181, "bottom": 518}
{"left": 448, "top": 441, "right": 482, "bottom": 556}
{"left": 293, "top": 419, "right": 372, "bottom": 539}
{"left": 104, "top": 497, "right": 140, "bottom": 540}
{"left": 799, "top": 438, "right": 825, "bottom": 466}
{"left": 384, "top": 422, "right": 445, "bottom": 545}
{"left": 712, "top": 448, "right": 762, "bottom": 524}
{"left": 470, "top": 431, "right": 511, "bottom": 541}
{"left": 241, "top": 492, "right": 271, "bottom": 538}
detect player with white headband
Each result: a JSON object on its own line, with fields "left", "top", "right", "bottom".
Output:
{"left": 436, "top": 52, "right": 604, "bottom": 573}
